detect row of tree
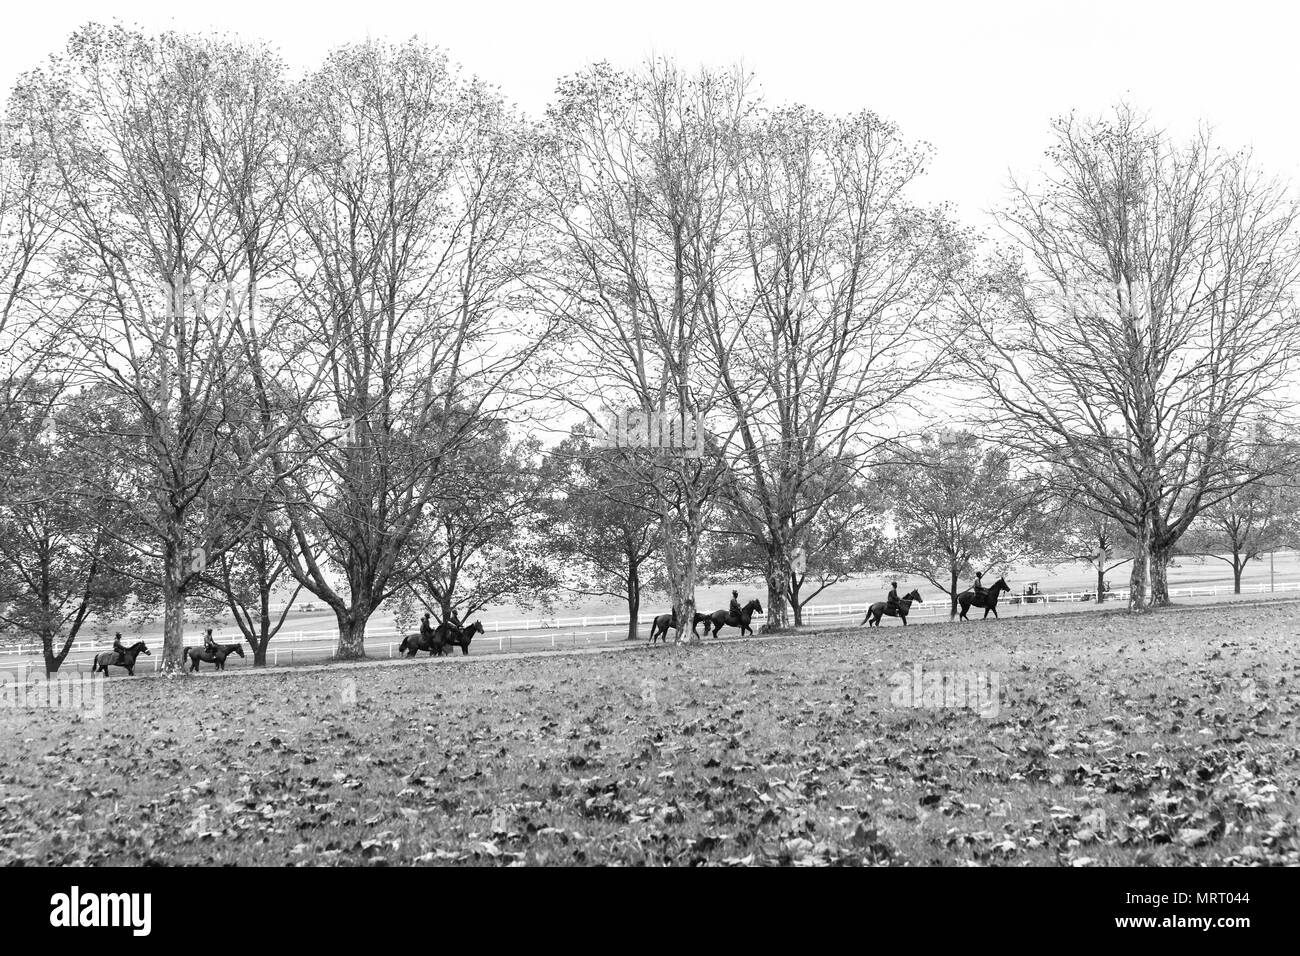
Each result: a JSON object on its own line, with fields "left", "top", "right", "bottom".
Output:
{"left": 1, "top": 25, "right": 1298, "bottom": 672}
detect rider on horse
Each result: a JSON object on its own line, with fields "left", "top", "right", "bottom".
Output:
{"left": 203, "top": 628, "right": 220, "bottom": 656}
{"left": 885, "top": 581, "right": 901, "bottom": 614}
{"left": 112, "top": 632, "right": 128, "bottom": 666}
{"left": 973, "top": 571, "right": 986, "bottom": 599}
{"left": 729, "top": 590, "right": 742, "bottom": 621}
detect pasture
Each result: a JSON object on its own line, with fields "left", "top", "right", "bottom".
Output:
{"left": 1, "top": 599, "right": 1297, "bottom": 866}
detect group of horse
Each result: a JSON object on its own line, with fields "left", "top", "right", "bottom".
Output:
{"left": 88, "top": 578, "right": 1015, "bottom": 677}
{"left": 91, "top": 639, "right": 248, "bottom": 676}
{"left": 647, "top": 598, "right": 764, "bottom": 643}
{"left": 86, "top": 614, "right": 488, "bottom": 677}
{"left": 644, "top": 576, "right": 1013, "bottom": 641}
{"left": 398, "top": 615, "right": 485, "bottom": 658}
{"left": 860, "top": 575, "right": 1012, "bottom": 626}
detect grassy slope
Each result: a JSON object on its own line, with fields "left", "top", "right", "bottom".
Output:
{"left": 1, "top": 599, "right": 1297, "bottom": 866}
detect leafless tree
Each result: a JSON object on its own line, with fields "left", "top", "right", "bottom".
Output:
{"left": 538, "top": 60, "right": 752, "bottom": 642}
{"left": 707, "top": 106, "right": 964, "bottom": 628}
{"left": 19, "top": 25, "right": 314, "bottom": 670}
{"left": 956, "top": 106, "right": 1300, "bottom": 609}
{"left": 269, "top": 40, "right": 553, "bottom": 658}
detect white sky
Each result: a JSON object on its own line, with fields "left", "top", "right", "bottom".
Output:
{"left": 2, "top": 0, "right": 1298, "bottom": 226}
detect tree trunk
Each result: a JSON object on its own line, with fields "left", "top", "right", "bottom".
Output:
{"left": 1096, "top": 563, "right": 1106, "bottom": 603}
{"left": 763, "top": 540, "right": 792, "bottom": 632}
{"left": 626, "top": 572, "right": 640, "bottom": 642}
{"left": 42, "top": 628, "right": 60, "bottom": 677}
{"left": 789, "top": 576, "right": 803, "bottom": 626}
{"left": 335, "top": 600, "right": 370, "bottom": 660}
{"left": 1129, "top": 521, "right": 1153, "bottom": 611}
{"left": 161, "top": 549, "right": 187, "bottom": 673}
{"left": 1130, "top": 529, "right": 1172, "bottom": 610}
{"left": 661, "top": 498, "right": 704, "bottom": 644}
{"left": 1232, "top": 554, "right": 1244, "bottom": 594}
{"left": 949, "top": 568, "right": 960, "bottom": 618}
{"left": 676, "top": 593, "right": 697, "bottom": 643}
{"left": 255, "top": 596, "right": 271, "bottom": 666}
{"left": 1150, "top": 547, "right": 1170, "bottom": 605}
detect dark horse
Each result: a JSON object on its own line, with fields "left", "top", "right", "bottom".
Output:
{"left": 399, "top": 617, "right": 444, "bottom": 657}
{"left": 647, "top": 611, "right": 714, "bottom": 645}
{"left": 862, "top": 588, "right": 923, "bottom": 627}
{"left": 706, "top": 598, "right": 763, "bottom": 638}
{"left": 93, "top": 641, "right": 150, "bottom": 677}
{"left": 954, "top": 576, "right": 1011, "bottom": 621}
{"left": 185, "top": 643, "right": 245, "bottom": 672}
{"left": 399, "top": 631, "right": 441, "bottom": 657}
{"left": 434, "top": 619, "right": 484, "bottom": 656}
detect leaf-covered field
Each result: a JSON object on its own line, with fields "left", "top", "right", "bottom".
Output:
{"left": 2, "top": 599, "right": 1298, "bottom": 866}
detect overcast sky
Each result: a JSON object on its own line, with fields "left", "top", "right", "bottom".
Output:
{"left": 3, "top": 0, "right": 1297, "bottom": 224}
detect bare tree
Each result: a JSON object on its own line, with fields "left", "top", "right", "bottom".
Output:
{"left": 957, "top": 106, "right": 1300, "bottom": 609}
{"left": 0, "top": 88, "right": 77, "bottom": 453}
{"left": 707, "top": 106, "right": 963, "bottom": 629}
{"left": 270, "top": 40, "right": 552, "bottom": 658}
{"left": 538, "top": 59, "right": 751, "bottom": 642}
{"left": 21, "top": 25, "right": 313, "bottom": 670}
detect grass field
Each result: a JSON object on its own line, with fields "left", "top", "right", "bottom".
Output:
{"left": 1, "top": 598, "right": 1297, "bottom": 866}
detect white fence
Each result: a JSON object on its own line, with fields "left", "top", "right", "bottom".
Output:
{"left": 4, "top": 579, "right": 1299, "bottom": 672}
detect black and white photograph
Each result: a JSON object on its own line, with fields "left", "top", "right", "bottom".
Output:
{"left": 0, "top": 0, "right": 1293, "bottom": 934}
